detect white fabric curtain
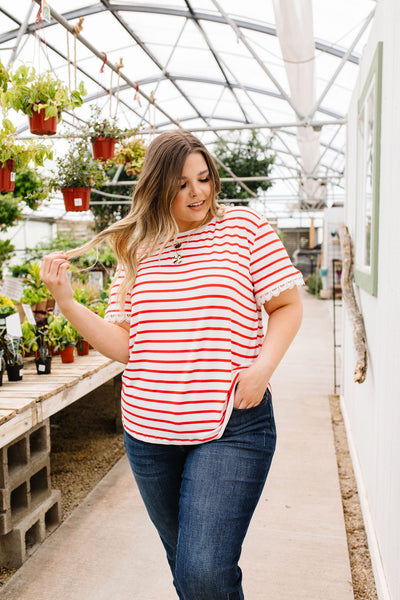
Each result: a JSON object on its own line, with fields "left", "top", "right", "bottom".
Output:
{"left": 272, "top": 0, "right": 323, "bottom": 204}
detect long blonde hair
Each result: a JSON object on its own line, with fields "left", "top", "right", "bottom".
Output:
{"left": 66, "top": 130, "right": 223, "bottom": 306}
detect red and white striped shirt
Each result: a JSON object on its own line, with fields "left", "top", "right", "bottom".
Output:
{"left": 104, "top": 207, "right": 303, "bottom": 445}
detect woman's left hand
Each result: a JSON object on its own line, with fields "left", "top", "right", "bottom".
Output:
{"left": 233, "top": 364, "right": 270, "bottom": 409}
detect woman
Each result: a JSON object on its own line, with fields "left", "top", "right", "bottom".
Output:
{"left": 40, "top": 130, "right": 303, "bottom": 600}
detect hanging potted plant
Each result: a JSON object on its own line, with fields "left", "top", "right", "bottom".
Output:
{"left": 47, "top": 314, "right": 79, "bottom": 363}
{"left": 113, "top": 135, "right": 147, "bottom": 176}
{"left": 50, "top": 137, "right": 107, "bottom": 211}
{"left": 0, "top": 119, "right": 52, "bottom": 192}
{"left": 1, "top": 65, "right": 86, "bottom": 136}
{"left": 84, "top": 105, "right": 126, "bottom": 161}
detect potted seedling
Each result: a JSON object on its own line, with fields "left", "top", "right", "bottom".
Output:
{"left": 0, "top": 332, "right": 24, "bottom": 381}
{"left": 50, "top": 137, "right": 107, "bottom": 211}
{"left": 22, "top": 318, "right": 52, "bottom": 374}
{"left": 47, "top": 314, "right": 79, "bottom": 363}
{"left": 2, "top": 65, "right": 86, "bottom": 135}
{"left": 0, "top": 119, "right": 52, "bottom": 192}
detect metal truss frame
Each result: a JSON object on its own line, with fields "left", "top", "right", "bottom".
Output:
{"left": 0, "top": 0, "right": 375, "bottom": 209}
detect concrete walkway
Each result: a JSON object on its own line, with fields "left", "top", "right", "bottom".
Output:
{"left": 0, "top": 288, "right": 353, "bottom": 600}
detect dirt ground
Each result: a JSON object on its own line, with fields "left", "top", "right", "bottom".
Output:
{"left": 0, "top": 388, "right": 378, "bottom": 599}
{"left": 329, "top": 395, "right": 378, "bottom": 600}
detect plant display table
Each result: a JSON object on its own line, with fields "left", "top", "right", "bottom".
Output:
{"left": 0, "top": 352, "right": 124, "bottom": 567}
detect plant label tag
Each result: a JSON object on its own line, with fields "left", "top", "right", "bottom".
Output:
{"left": 74, "top": 197, "right": 83, "bottom": 207}
{"left": 10, "top": 172, "right": 16, "bottom": 181}
{"left": 19, "top": 369, "right": 24, "bottom": 377}
{"left": 38, "top": 364, "right": 46, "bottom": 372}
{"left": 22, "top": 304, "right": 36, "bottom": 326}
{"left": 54, "top": 303, "right": 61, "bottom": 316}
{"left": 41, "top": 1, "right": 51, "bottom": 22}
{"left": 6, "top": 312, "right": 22, "bottom": 337}
{"left": 0, "top": 317, "right": 6, "bottom": 327}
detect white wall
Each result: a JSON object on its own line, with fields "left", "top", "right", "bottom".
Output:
{"left": 0, "top": 217, "right": 56, "bottom": 269}
{"left": 344, "top": 1, "right": 400, "bottom": 598}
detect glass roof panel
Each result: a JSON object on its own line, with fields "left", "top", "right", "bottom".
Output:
{"left": 0, "top": 0, "right": 377, "bottom": 207}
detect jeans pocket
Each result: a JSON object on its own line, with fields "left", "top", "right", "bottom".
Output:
{"left": 232, "top": 386, "right": 270, "bottom": 411}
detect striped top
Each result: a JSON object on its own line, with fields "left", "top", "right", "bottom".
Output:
{"left": 104, "top": 206, "right": 303, "bottom": 445}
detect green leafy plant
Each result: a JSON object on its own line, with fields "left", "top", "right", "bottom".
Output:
{"left": 1, "top": 65, "right": 86, "bottom": 120}
{"left": 0, "top": 294, "right": 17, "bottom": 316}
{"left": 0, "top": 194, "right": 22, "bottom": 231}
{"left": 20, "top": 261, "right": 52, "bottom": 305}
{"left": 50, "top": 137, "right": 107, "bottom": 189}
{"left": 0, "top": 332, "right": 23, "bottom": 366}
{"left": 46, "top": 314, "right": 79, "bottom": 351}
{"left": 21, "top": 317, "right": 52, "bottom": 359}
{"left": 21, "top": 319, "right": 39, "bottom": 354}
{"left": 13, "top": 167, "right": 49, "bottom": 210}
{"left": 0, "top": 118, "right": 53, "bottom": 168}
{"left": 113, "top": 135, "right": 147, "bottom": 176}
{"left": 0, "top": 241, "right": 15, "bottom": 279}
{"left": 84, "top": 105, "right": 127, "bottom": 140}
{"left": 305, "top": 271, "right": 322, "bottom": 295}
{"left": 0, "top": 60, "right": 9, "bottom": 93}
{"left": 213, "top": 130, "right": 275, "bottom": 203}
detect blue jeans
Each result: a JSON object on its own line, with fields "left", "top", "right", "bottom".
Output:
{"left": 124, "top": 389, "right": 276, "bottom": 600}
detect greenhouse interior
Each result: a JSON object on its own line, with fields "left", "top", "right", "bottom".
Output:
{"left": 0, "top": 1, "right": 399, "bottom": 599}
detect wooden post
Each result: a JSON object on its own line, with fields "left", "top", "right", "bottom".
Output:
{"left": 338, "top": 223, "right": 367, "bottom": 383}
{"left": 309, "top": 218, "right": 315, "bottom": 248}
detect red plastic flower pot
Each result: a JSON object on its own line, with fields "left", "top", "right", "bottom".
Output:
{"left": 60, "top": 345, "right": 75, "bottom": 363}
{"left": 61, "top": 187, "right": 91, "bottom": 212}
{"left": 91, "top": 137, "right": 116, "bottom": 161}
{"left": 76, "top": 340, "right": 90, "bottom": 356}
{"left": 29, "top": 108, "right": 57, "bottom": 136}
{"left": 0, "top": 160, "right": 16, "bottom": 193}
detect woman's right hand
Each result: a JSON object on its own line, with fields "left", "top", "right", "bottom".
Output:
{"left": 40, "top": 252, "right": 74, "bottom": 309}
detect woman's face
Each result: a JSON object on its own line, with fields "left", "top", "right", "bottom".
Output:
{"left": 171, "top": 152, "right": 212, "bottom": 232}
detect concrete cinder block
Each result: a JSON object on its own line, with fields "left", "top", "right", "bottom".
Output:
{"left": 0, "top": 489, "right": 61, "bottom": 568}
{"left": 0, "top": 421, "right": 50, "bottom": 489}
{"left": 0, "top": 456, "right": 51, "bottom": 535}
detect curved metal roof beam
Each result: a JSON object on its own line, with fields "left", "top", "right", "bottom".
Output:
{"left": 0, "top": 4, "right": 362, "bottom": 65}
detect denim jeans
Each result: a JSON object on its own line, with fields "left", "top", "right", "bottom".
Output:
{"left": 123, "top": 389, "right": 276, "bottom": 600}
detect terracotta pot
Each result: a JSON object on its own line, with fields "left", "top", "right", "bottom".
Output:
{"left": 35, "top": 356, "right": 52, "bottom": 375}
{"left": 61, "top": 187, "right": 91, "bottom": 212}
{"left": 91, "top": 137, "right": 116, "bottom": 161}
{"left": 0, "top": 160, "right": 16, "bottom": 193}
{"left": 60, "top": 345, "right": 75, "bottom": 363}
{"left": 6, "top": 363, "right": 23, "bottom": 381}
{"left": 29, "top": 107, "right": 57, "bottom": 136}
{"left": 76, "top": 340, "right": 90, "bottom": 356}
{"left": 46, "top": 298, "right": 56, "bottom": 311}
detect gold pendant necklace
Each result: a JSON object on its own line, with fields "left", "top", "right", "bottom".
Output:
{"left": 172, "top": 242, "right": 183, "bottom": 264}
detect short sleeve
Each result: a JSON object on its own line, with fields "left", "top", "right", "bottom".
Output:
{"left": 249, "top": 217, "right": 304, "bottom": 306}
{"left": 104, "top": 266, "right": 132, "bottom": 323}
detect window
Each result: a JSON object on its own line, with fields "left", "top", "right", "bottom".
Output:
{"left": 354, "top": 42, "right": 383, "bottom": 296}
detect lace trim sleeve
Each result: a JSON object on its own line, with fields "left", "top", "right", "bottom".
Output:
{"left": 104, "top": 312, "right": 131, "bottom": 323}
{"left": 257, "top": 274, "right": 304, "bottom": 306}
